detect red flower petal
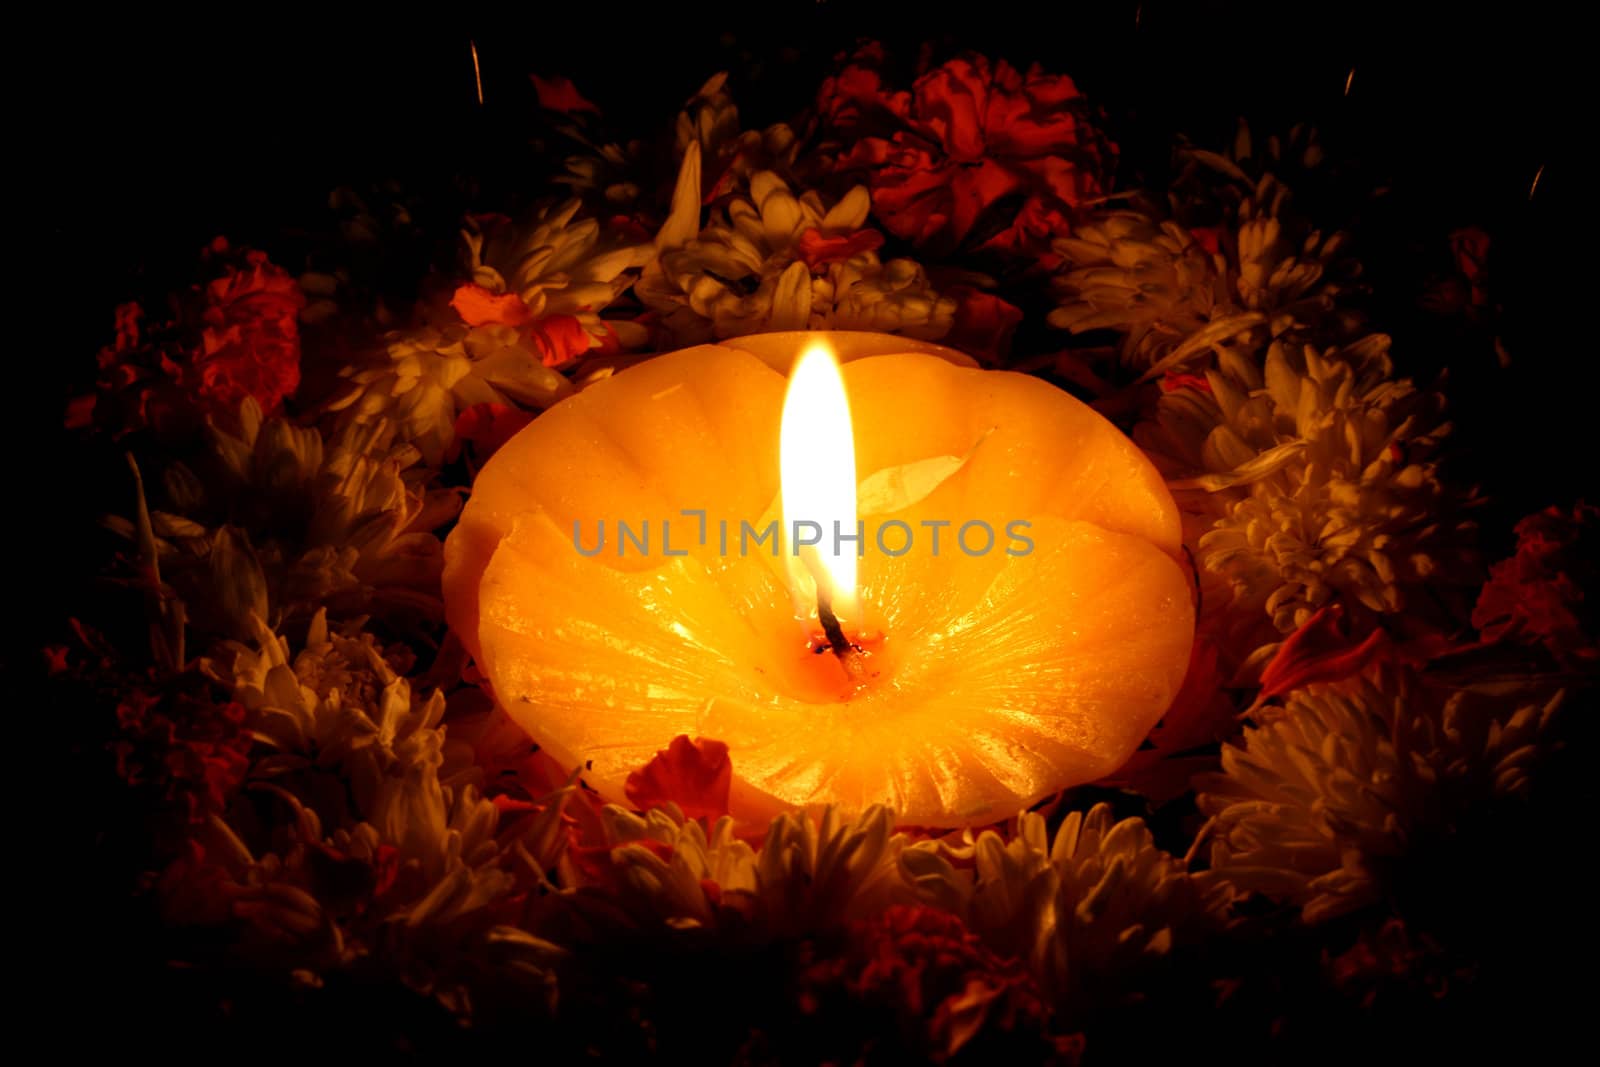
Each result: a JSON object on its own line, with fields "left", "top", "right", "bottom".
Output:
{"left": 569, "top": 836, "right": 675, "bottom": 884}
{"left": 943, "top": 285, "right": 1022, "bottom": 364}
{"left": 1160, "top": 371, "right": 1213, "bottom": 394}
{"left": 624, "top": 735, "right": 732, "bottom": 820}
{"left": 1258, "top": 603, "right": 1390, "bottom": 701}
{"left": 835, "top": 52, "right": 1115, "bottom": 258}
{"left": 914, "top": 57, "right": 991, "bottom": 162}
{"left": 451, "top": 283, "right": 532, "bottom": 328}
{"left": 64, "top": 394, "right": 97, "bottom": 429}
{"left": 1471, "top": 502, "right": 1599, "bottom": 664}
{"left": 453, "top": 402, "right": 533, "bottom": 463}
{"left": 189, "top": 247, "right": 304, "bottom": 418}
{"left": 527, "top": 313, "right": 592, "bottom": 369}
{"left": 531, "top": 74, "right": 600, "bottom": 115}
{"left": 797, "top": 227, "right": 886, "bottom": 271}
{"left": 817, "top": 40, "right": 891, "bottom": 130}
{"left": 371, "top": 844, "right": 401, "bottom": 900}
{"left": 1450, "top": 226, "right": 1491, "bottom": 308}
{"left": 592, "top": 321, "right": 626, "bottom": 357}
{"left": 1189, "top": 226, "right": 1224, "bottom": 257}
{"left": 607, "top": 214, "right": 654, "bottom": 245}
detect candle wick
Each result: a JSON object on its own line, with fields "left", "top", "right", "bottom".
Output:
{"left": 815, "top": 586, "right": 856, "bottom": 660}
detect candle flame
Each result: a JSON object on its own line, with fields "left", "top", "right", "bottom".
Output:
{"left": 780, "top": 342, "right": 857, "bottom": 618}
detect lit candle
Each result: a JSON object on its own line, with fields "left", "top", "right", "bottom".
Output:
{"left": 444, "top": 332, "right": 1193, "bottom": 827}
{"left": 779, "top": 343, "right": 861, "bottom": 660}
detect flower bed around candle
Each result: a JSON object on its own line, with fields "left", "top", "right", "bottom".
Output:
{"left": 58, "top": 35, "right": 1584, "bottom": 1061}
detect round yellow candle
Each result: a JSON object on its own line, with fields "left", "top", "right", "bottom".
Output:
{"left": 443, "top": 331, "right": 1193, "bottom": 827}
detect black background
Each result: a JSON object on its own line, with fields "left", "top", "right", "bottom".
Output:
{"left": 21, "top": 2, "right": 1592, "bottom": 1060}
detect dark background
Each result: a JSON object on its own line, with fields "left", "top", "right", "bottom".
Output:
{"left": 22, "top": 2, "right": 1590, "bottom": 1059}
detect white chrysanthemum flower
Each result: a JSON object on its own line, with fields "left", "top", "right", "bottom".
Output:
{"left": 754, "top": 804, "right": 912, "bottom": 936}
{"left": 588, "top": 804, "right": 759, "bottom": 929}
{"left": 203, "top": 778, "right": 519, "bottom": 956}
{"left": 1050, "top": 213, "right": 1250, "bottom": 375}
{"left": 675, "top": 72, "right": 743, "bottom": 165}
{"left": 197, "top": 610, "right": 576, "bottom": 970}
{"left": 581, "top": 804, "right": 913, "bottom": 937}
{"left": 1163, "top": 340, "right": 1472, "bottom": 632}
{"left": 1049, "top": 174, "right": 1357, "bottom": 380}
{"left": 327, "top": 201, "right": 652, "bottom": 467}
{"left": 1196, "top": 670, "right": 1562, "bottom": 923}
{"left": 674, "top": 72, "right": 802, "bottom": 195}
{"left": 811, "top": 254, "right": 955, "bottom": 335}
{"left": 637, "top": 144, "right": 955, "bottom": 344}
{"left": 900, "top": 804, "right": 1230, "bottom": 1003}
{"left": 464, "top": 199, "right": 653, "bottom": 331}
{"left": 121, "top": 400, "right": 460, "bottom": 640}
{"left": 553, "top": 140, "right": 644, "bottom": 211}
{"left": 212, "top": 610, "right": 455, "bottom": 785}
{"left": 328, "top": 316, "right": 573, "bottom": 468}
{"left": 197, "top": 802, "right": 568, "bottom": 1015}
{"left": 1136, "top": 334, "right": 1397, "bottom": 481}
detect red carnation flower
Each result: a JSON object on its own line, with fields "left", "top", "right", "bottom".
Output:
{"left": 189, "top": 238, "right": 306, "bottom": 418}
{"left": 1473, "top": 503, "right": 1599, "bottom": 667}
{"left": 68, "top": 301, "right": 186, "bottom": 436}
{"left": 113, "top": 686, "right": 252, "bottom": 831}
{"left": 70, "top": 241, "right": 305, "bottom": 437}
{"left": 1327, "top": 918, "right": 1469, "bottom": 1009}
{"left": 834, "top": 54, "right": 1116, "bottom": 259}
{"left": 816, "top": 40, "right": 892, "bottom": 132}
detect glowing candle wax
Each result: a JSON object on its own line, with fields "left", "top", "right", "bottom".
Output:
{"left": 443, "top": 331, "right": 1193, "bottom": 827}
